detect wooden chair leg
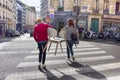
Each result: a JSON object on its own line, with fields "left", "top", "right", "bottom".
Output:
{"left": 42, "top": 41, "right": 49, "bottom": 53}
{"left": 60, "top": 42, "right": 63, "bottom": 52}
{"left": 48, "top": 41, "right": 52, "bottom": 51}
{"left": 54, "top": 43, "right": 59, "bottom": 55}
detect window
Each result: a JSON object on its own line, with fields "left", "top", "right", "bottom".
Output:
{"left": 116, "top": 2, "right": 120, "bottom": 15}
{"left": 58, "top": 0, "right": 64, "bottom": 11}
{"left": 103, "top": 0, "right": 109, "bottom": 14}
{"left": 59, "top": 0, "right": 64, "bottom": 7}
{"left": 92, "top": 0, "right": 99, "bottom": 13}
{"left": 104, "top": 0, "right": 109, "bottom": 10}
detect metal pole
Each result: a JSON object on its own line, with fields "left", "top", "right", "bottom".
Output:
{"left": 76, "top": 0, "right": 78, "bottom": 28}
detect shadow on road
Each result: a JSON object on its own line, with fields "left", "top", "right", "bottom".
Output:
{"left": 42, "top": 68, "right": 77, "bottom": 80}
{"left": 67, "top": 61, "right": 107, "bottom": 80}
{"left": 0, "top": 37, "right": 15, "bottom": 43}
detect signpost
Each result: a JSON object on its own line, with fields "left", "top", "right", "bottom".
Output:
{"left": 49, "top": 8, "right": 55, "bottom": 25}
{"left": 50, "top": 8, "right": 54, "bottom": 19}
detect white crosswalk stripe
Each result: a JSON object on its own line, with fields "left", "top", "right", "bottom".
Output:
{"left": 17, "top": 55, "right": 115, "bottom": 67}
{"left": 27, "top": 51, "right": 106, "bottom": 59}
{"left": 5, "top": 41, "right": 120, "bottom": 80}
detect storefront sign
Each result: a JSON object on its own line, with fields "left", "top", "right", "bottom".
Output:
{"left": 103, "top": 14, "right": 120, "bottom": 19}
{"left": 0, "top": 20, "right": 7, "bottom": 24}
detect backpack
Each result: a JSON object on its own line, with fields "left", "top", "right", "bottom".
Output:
{"left": 71, "top": 33, "right": 77, "bottom": 41}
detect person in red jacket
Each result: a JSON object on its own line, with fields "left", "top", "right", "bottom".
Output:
{"left": 33, "top": 18, "right": 52, "bottom": 69}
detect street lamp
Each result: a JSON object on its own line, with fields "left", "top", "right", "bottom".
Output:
{"left": 75, "top": 0, "right": 79, "bottom": 28}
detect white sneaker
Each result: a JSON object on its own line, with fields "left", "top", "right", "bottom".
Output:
{"left": 42, "top": 64, "right": 46, "bottom": 69}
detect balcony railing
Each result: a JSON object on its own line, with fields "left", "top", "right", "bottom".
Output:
{"left": 57, "top": 6, "right": 64, "bottom": 11}
{"left": 115, "top": 11, "right": 120, "bottom": 15}
{"left": 92, "top": 9, "right": 99, "bottom": 13}
{"left": 103, "top": 9, "right": 109, "bottom": 14}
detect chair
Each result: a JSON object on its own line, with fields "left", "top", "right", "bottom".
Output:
{"left": 43, "top": 28, "right": 66, "bottom": 55}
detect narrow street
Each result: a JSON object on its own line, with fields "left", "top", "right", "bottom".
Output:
{"left": 0, "top": 34, "right": 120, "bottom": 80}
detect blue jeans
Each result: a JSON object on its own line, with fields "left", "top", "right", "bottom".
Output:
{"left": 37, "top": 41, "right": 47, "bottom": 64}
{"left": 66, "top": 40, "right": 74, "bottom": 59}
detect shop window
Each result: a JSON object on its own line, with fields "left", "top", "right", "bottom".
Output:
{"left": 0, "top": 26, "right": 2, "bottom": 34}
{"left": 58, "top": 0, "right": 64, "bottom": 11}
{"left": 92, "top": 0, "right": 99, "bottom": 13}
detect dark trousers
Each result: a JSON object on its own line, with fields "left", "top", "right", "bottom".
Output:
{"left": 37, "top": 41, "right": 47, "bottom": 64}
{"left": 66, "top": 40, "right": 74, "bottom": 59}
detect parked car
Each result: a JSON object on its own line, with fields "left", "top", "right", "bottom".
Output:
{"left": 5, "top": 29, "right": 15, "bottom": 37}
{"left": 30, "top": 30, "right": 33, "bottom": 37}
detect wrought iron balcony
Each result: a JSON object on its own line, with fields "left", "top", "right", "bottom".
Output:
{"left": 92, "top": 9, "right": 99, "bottom": 13}
{"left": 103, "top": 9, "right": 109, "bottom": 14}
{"left": 57, "top": 6, "right": 64, "bottom": 11}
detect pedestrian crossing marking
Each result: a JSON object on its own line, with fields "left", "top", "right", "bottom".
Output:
{"left": 0, "top": 42, "right": 11, "bottom": 50}
{"left": 6, "top": 62, "right": 120, "bottom": 80}
{"left": 17, "top": 55, "right": 115, "bottom": 67}
{"left": 27, "top": 51, "right": 106, "bottom": 59}
{"left": 3, "top": 38, "right": 119, "bottom": 80}
{"left": 31, "top": 47, "right": 101, "bottom": 54}
{"left": 47, "top": 44, "right": 95, "bottom": 48}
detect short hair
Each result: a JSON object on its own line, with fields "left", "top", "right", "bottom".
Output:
{"left": 35, "top": 18, "right": 42, "bottom": 23}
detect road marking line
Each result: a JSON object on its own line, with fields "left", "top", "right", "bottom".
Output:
{"left": 27, "top": 51, "right": 106, "bottom": 59}
{"left": 6, "top": 62, "right": 120, "bottom": 80}
{"left": 17, "top": 55, "right": 115, "bottom": 67}
{"left": 31, "top": 47, "right": 101, "bottom": 54}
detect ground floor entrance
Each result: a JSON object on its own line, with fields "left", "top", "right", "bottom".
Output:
{"left": 91, "top": 18, "right": 99, "bottom": 33}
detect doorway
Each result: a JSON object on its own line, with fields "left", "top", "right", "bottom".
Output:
{"left": 91, "top": 18, "right": 99, "bottom": 33}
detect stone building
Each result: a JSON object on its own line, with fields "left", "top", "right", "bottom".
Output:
{"left": 25, "top": 6, "right": 36, "bottom": 31}
{"left": 0, "top": 0, "right": 16, "bottom": 37}
{"left": 40, "top": 0, "right": 120, "bottom": 33}
{"left": 16, "top": 0, "right": 36, "bottom": 32}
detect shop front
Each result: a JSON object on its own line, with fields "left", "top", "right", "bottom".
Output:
{"left": 77, "top": 12, "right": 88, "bottom": 31}
{"left": 88, "top": 14, "right": 102, "bottom": 33}
{"left": 102, "top": 14, "right": 120, "bottom": 29}
{"left": 52, "top": 11, "right": 73, "bottom": 35}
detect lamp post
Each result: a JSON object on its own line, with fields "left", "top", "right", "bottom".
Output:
{"left": 75, "top": 0, "right": 79, "bottom": 28}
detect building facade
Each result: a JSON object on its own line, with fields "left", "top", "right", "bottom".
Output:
{"left": 40, "top": 0, "right": 120, "bottom": 33}
{"left": 16, "top": 0, "right": 36, "bottom": 32}
{"left": 25, "top": 6, "right": 36, "bottom": 31}
{"left": 16, "top": 0, "right": 26, "bottom": 32}
{"left": 0, "top": 0, "right": 16, "bottom": 37}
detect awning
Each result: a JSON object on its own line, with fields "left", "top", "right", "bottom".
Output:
{"left": 102, "top": 14, "right": 120, "bottom": 22}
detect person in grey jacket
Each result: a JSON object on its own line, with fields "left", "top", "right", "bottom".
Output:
{"left": 61, "top": 18, "right": 77, "bottom": 62}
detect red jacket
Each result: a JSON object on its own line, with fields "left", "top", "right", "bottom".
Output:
{"left": 33, "top": 23, "right": 52, "bottom": 42}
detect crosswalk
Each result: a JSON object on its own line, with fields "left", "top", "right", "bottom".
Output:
{"left": 5, "top": 41, "right": 120, "bottom": 80}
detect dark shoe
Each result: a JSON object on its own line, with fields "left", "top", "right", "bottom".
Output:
{"left": 72, "top": 56, "right": 76, "bottom": 62}
{"left": 38, "top": 64, "right": 41, "bottom": 69}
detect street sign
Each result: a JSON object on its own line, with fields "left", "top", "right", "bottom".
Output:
{"left": 50, "top": 14, "right": 54, "bottom": 19}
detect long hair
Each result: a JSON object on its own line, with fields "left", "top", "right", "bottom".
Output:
{"left": 67, "top": 18, "right": 75, "bottom": 27}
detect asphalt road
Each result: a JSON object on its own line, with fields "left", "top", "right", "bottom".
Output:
{"left": 0, "top": 34, "right": 120, "bottom": 80}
